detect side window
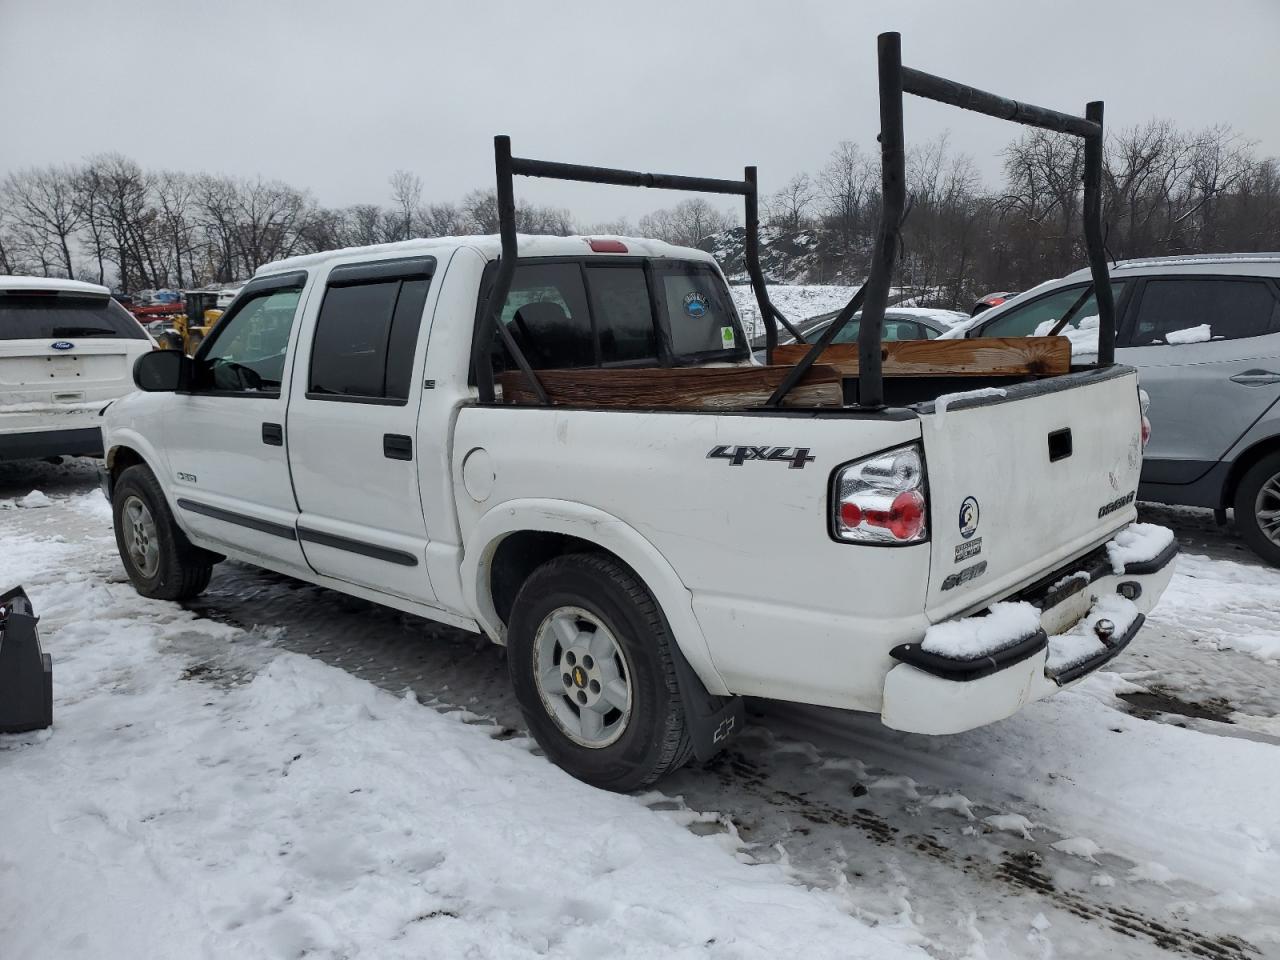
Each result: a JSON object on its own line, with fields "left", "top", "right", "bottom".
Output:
{"left": 885, "top": 320, "right": 926, "bottom": 341}
{"left": 309, "top": 260, "right": 432, "bottom": 402}
{"left": 585, "top": 265, "right": 657, "bottom": 364}
{"left": 500, "top": 264, "right": 594, "bottom": 369}
{"left": 1131, "top": 278, "right": 1280, "bottom": 346}
{"left": 981, "top": 282, "right": 1126, "bottom": 338}
{"left": 193, "top": 275, "right": 305, "bottom": 394}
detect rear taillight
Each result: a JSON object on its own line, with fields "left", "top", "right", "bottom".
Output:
{"left": 1139, "top": 388, "right": 1152, "bottom": 449}
{"left": 832, "top": 442, "right": 928, "bottom": 544}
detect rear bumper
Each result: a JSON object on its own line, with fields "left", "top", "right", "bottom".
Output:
{"left": 0, "top": 426, "right": 102, "bottom": 461}
{"left": 881, "top": 529, "right": 1177, "bottom": 735}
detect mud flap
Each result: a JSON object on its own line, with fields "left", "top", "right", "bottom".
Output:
{"left": 0, "top": 586, "right": 53, "bottom": 733}
{"left": 668, "top": 641, "right": 743, "bottom": 761}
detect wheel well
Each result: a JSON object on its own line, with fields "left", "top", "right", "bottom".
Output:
{"left": 489, "top": 531, "right": 599, "bottom": 626}
{"left": 1224, "top": 438, "right": 1280, "bottom": 508}
{"left": 108, "top": 446, "right": 146, "bottom": 482}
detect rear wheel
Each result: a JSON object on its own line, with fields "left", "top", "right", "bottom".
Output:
{"left": 112, "top": 464, "right": 215, "bottom": 600}
{"left": 506, "top": 552, "right": 693, "bottom": 791}
{"left": 1234, "top": 452, "right": 1280, "bottom": 567}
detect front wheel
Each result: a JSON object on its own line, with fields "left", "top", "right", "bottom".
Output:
{"left": 506, "top": 552, "right": 693, "bottom": 791}
{"left": 112, "top": 464, "right": 215, "bottom": 600}
{"left": 1234, "top": 452, "right": 1280, "bottom": 567}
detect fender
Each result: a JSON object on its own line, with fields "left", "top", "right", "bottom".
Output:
{"left": 462, "top": 497, "right": 731, "bottom": 697}
{"left": 103, "top": 429, "right": 175, "bottom": 501}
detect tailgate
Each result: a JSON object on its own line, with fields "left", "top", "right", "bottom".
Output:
{"left": 920, "top": 367, "right": 1144, "bottom": 620}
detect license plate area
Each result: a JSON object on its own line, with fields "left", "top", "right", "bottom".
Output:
{"left": 1039, "top": 580, "right": 1092, "bottom": 636}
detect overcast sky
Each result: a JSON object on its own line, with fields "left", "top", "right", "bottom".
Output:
{"left": 3, "top": 0, "right": 1278, "bottom": 223}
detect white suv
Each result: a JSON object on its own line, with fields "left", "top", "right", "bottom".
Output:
{"left": 1, "top": 276, "right": 154, "bottom": 461}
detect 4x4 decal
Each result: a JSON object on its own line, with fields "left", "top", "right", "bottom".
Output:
{"left": 706, "top": 445, "right": 815, "bottom": 470}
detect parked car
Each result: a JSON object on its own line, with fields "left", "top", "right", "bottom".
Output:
{"left": 959, "top": 253, "right": 1280, "bottom": 564}
{"left": 751, "top": 307, "right": 965, "bottom": 359}
{"left": 100, "top": 231, "right": 1174, "bottom": 791}
{"left": 1, "top": 276, "right": 155, "bottom": 461}
{"left": 971, "top": 291, "right": 1018, "bottom": 316}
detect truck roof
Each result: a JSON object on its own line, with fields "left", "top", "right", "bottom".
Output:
{"left": 255, "top": 234, "right": 717, "bottom": 279}
{"left": 0, "top": 275, "right": 111, "bottom": 296}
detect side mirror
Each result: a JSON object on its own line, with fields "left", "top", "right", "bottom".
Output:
{"left": 133, "top": 350, "right": 192, "bottom": 392}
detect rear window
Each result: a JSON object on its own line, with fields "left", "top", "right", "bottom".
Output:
{"left": 492, "top": 259, "right": 745, "bottom": 371}
{"left": 0, "top": 295, "right": 147, "bottom": 340}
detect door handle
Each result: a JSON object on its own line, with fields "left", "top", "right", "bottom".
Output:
{"left": 262, "top": 422, "right": 283, "bottom": 446}
{"left": 1230, "top": 370, "right": 1280, "bottom": 386}
{"left": 383, "top": 434, "right": 413, "bottom": 461}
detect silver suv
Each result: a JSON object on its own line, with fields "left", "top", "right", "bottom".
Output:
{"left": 963, "top": 253, "right": 1280, "bottom": 565}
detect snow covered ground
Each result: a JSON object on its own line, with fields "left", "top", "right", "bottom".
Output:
{"left": 729, "top": 284, "right": 862, "bottom": 338}
{"left": 4, "top": 460, "right": 1280, "bottom": 959}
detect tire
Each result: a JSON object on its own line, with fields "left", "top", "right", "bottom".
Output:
{"left": 1234, "top": 451, "right": 1280, "bottom": 567}
{"left": 112, "top": 464, "right": 215, "bottom": 600}
{"left": 506, "top": 552, "right": 693, "bottom": 791}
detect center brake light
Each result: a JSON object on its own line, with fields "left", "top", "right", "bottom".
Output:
{"left": 832, "top": 442, "right": 929, "bottom": 544}
{"left": 588, "top": 238, "right": 628, "bottom": 253}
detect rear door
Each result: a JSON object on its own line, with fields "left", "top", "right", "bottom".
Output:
{"left": 0, "top": 291, "right": 151, "bottom": 433}
{"left": 285, "top": 255, "right": 439, "bottom": 604}
{"left": 162, "top": 272, "right": 312, "bottom": 573}
{"left": 1118, "top": 275, "right": 1280, "bottom": 482}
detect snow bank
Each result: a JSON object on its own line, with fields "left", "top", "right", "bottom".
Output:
{"left": 1150, "top": 550, "right": 1280, "bottom": 666}
{"left": 1106, "top": 522, "right": 1175, "bottom": 575}
{"left": 1163, "top": 323, "right": 1212, "bottom": 344}
{"left": 729, "top": 284, "right": 861, "bottom": 339}
{"left": 0, "top": 500, "right": 926, "bottom": 960}
{"left": 16, "top": 489, "right": 53, "bottom": 508}
{"left": 921, "top": 601, "right": 1041, "bottom": 659}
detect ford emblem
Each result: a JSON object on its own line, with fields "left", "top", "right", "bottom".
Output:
{"left": 51, "top": 341, "right": 75, "bottom": 351}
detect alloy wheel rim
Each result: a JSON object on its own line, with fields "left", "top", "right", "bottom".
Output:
{"left": 532, "top": 605, "right": 632, "bottom": 748}
{"left": 1256, "top": 472, "right": 1280, "bottom": 547}
{"left": 122, "top": 495, "right": 160, "bottom": 578}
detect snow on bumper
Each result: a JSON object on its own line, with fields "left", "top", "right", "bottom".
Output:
{"left": 881, "top": 524, "right": 1177, "bottom": 735}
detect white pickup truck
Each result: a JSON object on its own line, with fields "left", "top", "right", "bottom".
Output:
{"left": 101, "top": 225, "right": 1177, "bottom": 790}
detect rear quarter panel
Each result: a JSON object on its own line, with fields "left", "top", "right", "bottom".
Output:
{"left": 453, "top": 406, "right": 927, "bottom": 709}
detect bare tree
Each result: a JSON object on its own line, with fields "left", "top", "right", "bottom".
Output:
{"left": 2, "top": 165, "right": 83, "bottom": 277}
{"left": 767, "top": 174, "right": 817, "bottom": 233}
{"left": 638, "top": 198, "right": 734, "bottom": 246}
{"left": 389, "top": 169, "right": 423, "bottom": 241}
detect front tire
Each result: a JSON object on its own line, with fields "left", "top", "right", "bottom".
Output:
{"left": 112, "top": 465, "right": 215, "bottom": 600}
{"left": 506, "top": 552, "right": 693, "bottom": 791}
{"left": 1234, "top": 452, "right": 1280, "bottom": 567}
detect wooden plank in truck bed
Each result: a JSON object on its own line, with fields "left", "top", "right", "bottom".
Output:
{"left": 497, "top": 364, "right": 845, "bottom": 408}
{"left": 771, "top": 336, "right": 1071, "bottom": 376}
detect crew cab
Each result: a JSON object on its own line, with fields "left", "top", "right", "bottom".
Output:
{"left": 99, "top": 229, "right": 1174, "bottom": 790}
{"left": 1, "top": 276, "right": 153, "bottom": 461}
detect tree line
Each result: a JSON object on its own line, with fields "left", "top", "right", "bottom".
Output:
{"left": 756, "top": 121, "right": 1280, "bottom": 306}
{"left": 3, "top": 120, "right": 1278, "bottom": 307}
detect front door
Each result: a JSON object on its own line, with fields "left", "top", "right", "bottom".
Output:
{"left": 164, "top": 271, "right": 312, "bottom": 574}
{"left": 285, "top": 255, "right": 439, "bottom": 604}
{"left": 1120, "top": 275, "right": 1280, "bottom": 484}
